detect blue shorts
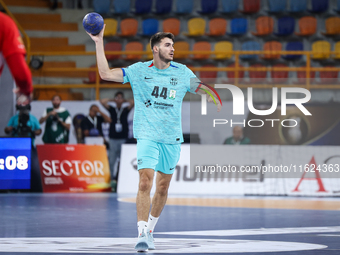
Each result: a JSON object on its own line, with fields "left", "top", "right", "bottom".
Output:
{"left": 137, "top": 139, "right": 181, "bottom": 175}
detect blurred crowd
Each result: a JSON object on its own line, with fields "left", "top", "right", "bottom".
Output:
{"left": 4, "top": 92, "right": 134, "bottom": 191}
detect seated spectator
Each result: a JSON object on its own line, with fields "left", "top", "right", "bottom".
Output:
{"left": 224, "top": 126, "right": 250, "bottom": 145}
{"left": 81, "top": 104, "right": 111, "bottom": 143}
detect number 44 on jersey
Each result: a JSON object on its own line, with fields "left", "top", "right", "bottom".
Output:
{"left": 151, "top": 86, "right": 176, "bottom": 100}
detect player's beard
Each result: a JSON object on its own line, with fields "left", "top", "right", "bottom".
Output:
{"left": 159, "top": 49, "right": 172, "bottom": 63}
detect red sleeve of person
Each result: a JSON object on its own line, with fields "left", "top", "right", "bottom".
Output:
{"left": 0, "top": 12, "right": 33, "bottom": 97}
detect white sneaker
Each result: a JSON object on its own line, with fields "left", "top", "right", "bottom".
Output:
{"left": 134, "top": 231, "right": 148, "bottom": 252}
{"left": 147, "top": 230, "right": 155, "bottom": 250}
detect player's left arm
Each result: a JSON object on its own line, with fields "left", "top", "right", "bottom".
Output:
{"left": 195, "top": 83, "right": 222, "bottom": 112}
{"left": 186, "top": 67, "right": 222, "bottom": 112}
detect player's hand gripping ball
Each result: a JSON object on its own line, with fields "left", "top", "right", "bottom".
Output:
{"left": 82, "top": 12, "right": 104, "bottom": 35}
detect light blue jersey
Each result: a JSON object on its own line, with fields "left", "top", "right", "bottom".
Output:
{"left": 122, "top": 60, "right": 199, "bottom": 144}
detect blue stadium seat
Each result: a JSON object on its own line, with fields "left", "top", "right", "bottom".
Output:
{"left": 113, "top": 0, "right": 131, "bottom": 14}
{"left": 282, "top": 42, "right": 303, "bottom": 60}
{"left": 142, "top": 19, "right": 159, "bottom": 36}
{"left": 289, "top": 0, "right": 306, "bottom": 12}
{"left": 155, "top": 0, "right": 172, "bottom": 14}
{"left": 93, "top": 0, "right": 111, "bottom": 15}
{"left": 176, "top": 0, "right": 193, "bottom": 14}
{"left": 336, "top": 0, "right": 340, "bottom": 12}
{"left": 228, "top": 18, "right": 247, "bottom": 36}
{"left": 199, "top": 0, "right": 218, "bottom": 14}
{"left": 135, "top": 0, "right": 152, "bottom": 14}
{"left": 240, "top": 41, "right": 261, "bottom": 60}
{"left": 274, "top": 16, "right": 295, "bottom": 36}
{"left": 309, "top": 0, "right": 328, "bottom": 13}
{"left": 268, "top": 0, "right": 286, "bottom": 12}
{"left": 221, "top": 0, "right": 239, "bottom": 13}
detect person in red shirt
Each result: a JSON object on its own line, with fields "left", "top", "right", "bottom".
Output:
{"left": 0, "top": 12, "right": 33, "bottom": 102}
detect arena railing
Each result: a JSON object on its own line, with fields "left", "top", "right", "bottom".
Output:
{"left": 30, "top": 50, "right": 340, "bottom": 100}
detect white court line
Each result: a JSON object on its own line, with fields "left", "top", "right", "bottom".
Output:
{"left": 0, "top": 237, "right": 327, "bottom": 253}
{"left": 158, "top": 226, "right": 340, "bottom": 236}
{"left": 318, "top": 234, "right": 340, "bottom": 237}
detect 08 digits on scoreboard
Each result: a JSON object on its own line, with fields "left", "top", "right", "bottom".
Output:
{"left": 0, "top": 156, "right": 29, "bottom": 170}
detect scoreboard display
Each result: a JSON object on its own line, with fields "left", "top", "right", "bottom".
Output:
{"left": 0, "top": 138, "right": 31, "bottom": 190}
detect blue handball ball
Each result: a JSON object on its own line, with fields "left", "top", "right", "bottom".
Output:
{"left": 83, "top": 12, "right": 104, "bottom": 35}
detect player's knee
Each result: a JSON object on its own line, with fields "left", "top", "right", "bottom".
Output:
{"left": 139, "top": 181, "right": 151, "bottom": 192}
{"left": 138, "top": 176, "right": 152, "bottom": 192}
{"left": 156, "top": 183, "right": 169, "bottom": 196}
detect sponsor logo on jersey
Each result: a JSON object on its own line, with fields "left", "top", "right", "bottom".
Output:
{"left": 144, "top": 100, "right": 152, "bottom": 107}
{"left": 154, "top": 101, "right": 174, "bottom": 109}
{"left": 169, "top": 90, "right": 176, "bottom": 100}
{"left": 170, "top": 77, "right": 178, "bottom": 86}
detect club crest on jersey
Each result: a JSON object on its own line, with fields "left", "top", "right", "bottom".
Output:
{"left": 170, "top": 77, "right": 178, "bottom": 86}
{"left": 145, "top": 100, "right": 152, "bottom": 107}
{"left": 169, "top": 90, "right": 176, "bottom": 100}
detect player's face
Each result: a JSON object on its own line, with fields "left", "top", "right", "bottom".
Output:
{"left": 52, "top": 96, "right": 61, "bottom": 109}
{"left": 158, "top": 38, "right": 174, "bottom": 62}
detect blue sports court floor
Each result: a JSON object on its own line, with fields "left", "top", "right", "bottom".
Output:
{"left": 0, "top": 193, "right": 339, "bottom": 254}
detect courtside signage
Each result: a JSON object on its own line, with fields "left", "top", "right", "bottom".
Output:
{"left": 119, "top": 144, "right": 340, "bottom": 196}
{"left": 37, "top": 144, "right": 111, "bottom": 192}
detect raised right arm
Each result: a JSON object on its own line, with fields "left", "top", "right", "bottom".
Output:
{"left": 87, "top": 25, "right": 123, "bottom": 83}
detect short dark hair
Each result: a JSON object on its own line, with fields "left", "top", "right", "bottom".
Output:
{"left": 52, "top": 94, "right": 61, "bottom": 101}
{"left": 115, "top": 91, "right": 124, "bottom": 98}
{"left": 89, "top": 104, "right": 97, "bottom": 110}
{"left": 150, "top": 32, "right": 175, "bottom": 51}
